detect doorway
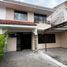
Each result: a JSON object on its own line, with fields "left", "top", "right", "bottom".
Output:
{"left": 17, "top": 32, "right": 32, "bottom": 51}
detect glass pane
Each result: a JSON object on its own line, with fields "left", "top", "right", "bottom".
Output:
{"left": 39, "top": 16, "right": 43, "bottom": 23}
{"left": 34, "top": 16, "right": 39, "bottom": 23}
{"left": 14, "top": 11, "right": 27, "bottom": 21}
{"left": 34, "top": 14, "right": 47, "bottom": 23}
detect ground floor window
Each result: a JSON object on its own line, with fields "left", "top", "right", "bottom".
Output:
{"left": 38, "top": 34, "right": 56, "bottom": 43}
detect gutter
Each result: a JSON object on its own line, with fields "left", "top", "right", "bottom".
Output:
{"left": 0, "top": 24, "right": 36, "bottom": 29}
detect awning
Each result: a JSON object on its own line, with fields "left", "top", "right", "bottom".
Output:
{"left": 44, "top": 21, "right": 67, "bottom": 33}
{"left": 0, "top": 19, "right": 36, "bottom": 26}
{"left": 0, "top": 19, "right": 36, "bottom": 30}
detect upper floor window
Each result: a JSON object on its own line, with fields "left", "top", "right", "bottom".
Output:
{"left": 34, "top": 14, "right": 47, "bottom": 23}
{"left": 14, "top": 11, "right": 27, "bottom": 21}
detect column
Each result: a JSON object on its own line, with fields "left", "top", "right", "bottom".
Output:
{"left": 34, "top": 34, "right": 38, "bottom": 50}
{"left": 32, "top": 29, "right": 38, "bottom": 50}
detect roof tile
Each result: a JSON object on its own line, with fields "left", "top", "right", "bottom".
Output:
{"left": 0, "top": 20, "right": 36, "bottom": 26}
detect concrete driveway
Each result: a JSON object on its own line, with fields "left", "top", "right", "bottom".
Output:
{"left": 0, "top": 50, "right": 60, "bottom": 67}
{"left": 44, "top": 48, "right": 67, "bottom": 65}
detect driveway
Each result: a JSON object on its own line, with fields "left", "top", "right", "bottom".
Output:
{"left": 44, "top": 48, "right": 67, "bottom": 65}
{"left": 0, "top": 50, "right": 60, "bottom": 67}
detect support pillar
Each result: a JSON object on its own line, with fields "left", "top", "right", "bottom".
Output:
{"left": 34, "top": 35, "right": 38, "bottom": 50}
{"left": 32, "top": 29, "right": 38, "bottom": 51}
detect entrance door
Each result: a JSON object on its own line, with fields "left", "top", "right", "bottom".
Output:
{"left": 17, "top": 32, "right": 32, "bottom": 51}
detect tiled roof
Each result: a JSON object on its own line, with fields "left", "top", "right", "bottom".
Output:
{"left": 0, "top": 20, "right": 36, "bottom": 26}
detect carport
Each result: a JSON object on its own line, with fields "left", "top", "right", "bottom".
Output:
{"left": 44, "top": 21, "right": 67, "bottom": 33}
{"left": 44, "top": 21, "right": 67, "bottom": 65}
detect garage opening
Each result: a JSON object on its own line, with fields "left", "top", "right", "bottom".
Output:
{"left": 17, "top": 32, "right": 32, "bottom": 51}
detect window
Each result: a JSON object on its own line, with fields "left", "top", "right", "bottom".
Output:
{"left": 14, "top": 11, "right": 27, "bottom": 21}
{"left": 34, "top": 14, "right": 47, "bottom": 23}
{"left": 38, "top": 34, "right": 56, "bottom": 43}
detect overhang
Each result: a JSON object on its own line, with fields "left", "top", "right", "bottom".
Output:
{"left": 0, "top": 0, "right": 53, "bottom": 16}
{"left": 44, "top": 21, "right": 67, "bottom": 33}
{"left": 0, "top": 19, "right": 36, "bottom": 29}
{"left": 0, "top": 19, "right": 36, "bottom": 26}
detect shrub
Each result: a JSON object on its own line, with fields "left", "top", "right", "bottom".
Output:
{"left": 0, "top": 34, "right": 5, "bottom": 61}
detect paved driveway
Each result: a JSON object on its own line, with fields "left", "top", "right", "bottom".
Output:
{"left": 44, "top": 48, "right": 67, "bottom": 65}
{"left": 0, "top": 50, "right": 60, "bottom": 67}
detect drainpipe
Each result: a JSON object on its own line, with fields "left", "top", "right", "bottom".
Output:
{"left": 65, "top": 32, "right": 67, "bottom": 47}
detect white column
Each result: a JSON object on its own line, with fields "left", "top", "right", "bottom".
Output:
{"left": 33, "top": 29, "right": 38, "bottom": 50}
{"left": 34, "top": 35, "right": 38, "bottom": 50}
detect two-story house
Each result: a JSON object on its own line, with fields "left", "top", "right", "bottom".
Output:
{"left": 1, "top": 0, "right": 67, "bottom": 52}
{"left": 0, "top": 0, "right": 53, "bottom": 52}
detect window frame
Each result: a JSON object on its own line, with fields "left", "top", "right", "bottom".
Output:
{"left": 34, "top": 14, "right": 47, "bottom": 23}
{"left": 38, "top": 34, "right": 56, "bottom": 43}
{"left": 14, "top": 11, "right": 27, "bottom": 21}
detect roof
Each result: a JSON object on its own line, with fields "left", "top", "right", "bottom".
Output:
{"left": 0, "top": 0, "right": 53, "bottom": 16}
{"left": 44, "top": 21, "right": 67, "bottom": 33}
{"left": 0, "top": 19, "right": 36, "bottom": 26}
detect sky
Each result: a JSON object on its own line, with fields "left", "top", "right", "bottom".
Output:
{"left": 16, "top": 0, "right": 67, "bottom": 8}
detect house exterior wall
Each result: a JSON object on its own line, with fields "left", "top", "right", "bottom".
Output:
{"left": 5, "top": 8, "right": 35, "bottom": 22}
{"left": 0, "top": 28, "right": 16, "bottom": 52}
{"left": 5, "top": 8, "right": 51, "bottom": 29}
{"left": 7, "top": 37, "right": 17, "bottom": 52}
{"left": 59, "top": 32, "right": 67, "bottom": 48}
{"left": 6, "top": 8, "right": 14, "bottom": 20}
{"left": 37, "top": 32, "right": 67, "bottom": 49}
{"left": 37, "top": 33, "right": 61, "bottom": 49}
{"left": 0, "top": 7, "right": 6, "bottom": 19}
